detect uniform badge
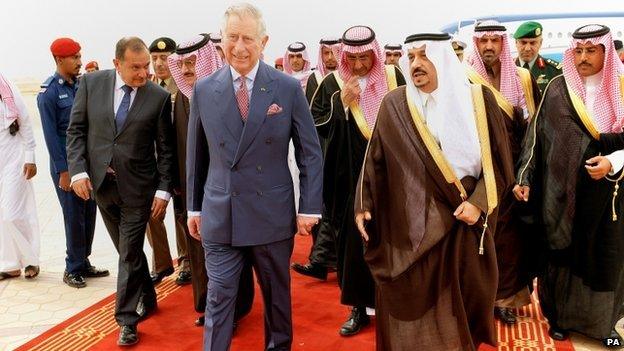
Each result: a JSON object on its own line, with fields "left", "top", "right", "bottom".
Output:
{"left": 39, "top": 88, "right": 47, "bottom": 93}
{"left": 59, "top": 94, "right": 69, "bottom": 99}
{"left": 537, "top": 57, "right": 545, "bottom": 69}
{"left": 157, "top": 41, "right": 166, "bottom": 50}
{"left": 535, "top": 28, "right": 541, "bottom": 36}
{"left": 537, "top": 74, "right": 548, "bottom": 85}
{"left": 58, "top": 78, "right": 64, "bottom": 84}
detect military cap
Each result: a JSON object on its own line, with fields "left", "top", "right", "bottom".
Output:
{"left": 50, "top": 38, "right": 81, "bottom": 57}
{"left": 149, "top": 37, "right": 176, "bottom": 53}
{"left": 513, "top": 21, "right": 543, "bottom": 39}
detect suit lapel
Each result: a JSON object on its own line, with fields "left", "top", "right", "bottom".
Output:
{"left": 116, "top": 83, "right": 148, "bottom": 138}
{"left": 232, "top": 62, "right": 276, "bottom": 167}
{"left": 104, "top": 70, "right": 116, "bottom": 132}
{"left": 215, "top": 67, "right": 244, "bottom": 141}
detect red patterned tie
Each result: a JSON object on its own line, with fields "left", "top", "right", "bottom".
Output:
{"left": 236, "top": 76, "right": 249, "bottom": 121}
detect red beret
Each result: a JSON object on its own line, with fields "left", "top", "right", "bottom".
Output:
{"left": 50, "top": 38, "right": 81, "bottom": 57}
{"left": 275, "top": 57, "right": 283, "bottom": 65}
{"left": 85, "top": 61, "right": 98, "bottom": 70}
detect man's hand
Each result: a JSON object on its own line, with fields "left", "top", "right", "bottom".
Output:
{"left": 340, "top": 77, "right": 361, "bottom": 107}
{"left": 23, "top": 163, "right": 36, "bottom": 180}
{"left": 71, "top": 178, "right": 93, "bottom": 200}
{"left": 296, "top": 216, "right": 319, "bottom": 236}
{"left": 585, "top": 155, "right": 612, "bottom": 180}
{"left": 512, "top": 184, "right": 530, "bottom": 202}
{"left": 355, "top": 211, "right": 372, "bottom": 242}
{"left": 58, "top": 171, "right": 71, "bottom": 192}
{"left": 187, "top": 216, "right": 201, "bottom": 241}
{"left": 151, "top": 197, "right": 167, "bottom": 221}
{"left": 453, "top": 201, "right": 481, "bottom": 225}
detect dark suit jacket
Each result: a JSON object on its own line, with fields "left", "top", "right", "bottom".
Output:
{"left": 186, "top": 61, "right": 323, "bottom": 246}
{"left": 66, "top": 69, "right": 175, "bottom": 207}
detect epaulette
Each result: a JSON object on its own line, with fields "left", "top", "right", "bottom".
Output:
{"left": 39, "top": 76, "right": 55, "bottom": 94}
{"left": 546, "top": 58, "right": 562, "bottom": 70}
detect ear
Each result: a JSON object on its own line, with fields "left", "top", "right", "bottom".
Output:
{"left": 113, "top": 58, "right": 120, "bottom": 71}
{"left": 261, "top": 35, "right": 269, "bottom": 49}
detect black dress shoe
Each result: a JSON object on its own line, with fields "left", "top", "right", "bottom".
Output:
{"left": 291, "top": 262, "right": 328, "bottom": 281}
{"left": 195, "top": 315, "right": 205, "bottom": 327}
{"left": 175, "top": 270, "right": 192, "bottom": 285}
{"left": 603, "top": 329, "right": 623, "bottom": 348}
{"left": 63, "top": 271, "right": 87, "bottom": 288}
{"left": 548, "top": 326, "right": 569, "bottom": 341}
{"left": 150, "top": 266, "right": 174, "bottom": 284}
{"left": 83, "top": 265, "right": 110, "bottom": 278}
{"left": 339, "top": 307, "right": 370, "bottom": 336}
{"left": 117, "top": 325, "right": 138, "bottom": 346}
{"left": 494, "top": 307, "right": 517, "bottom": 325}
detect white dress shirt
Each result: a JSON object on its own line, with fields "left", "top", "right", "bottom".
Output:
{"left": 582, "top": 72, "right": 624, "bottom": 176}
{"left": 71, "top": 72, "right": 171, "bottom": 201}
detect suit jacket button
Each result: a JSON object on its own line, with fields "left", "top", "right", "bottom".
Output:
{"left": 265, "top": 138, "right": 272, "bottom": 144}
{"left": 256, "top": 165, "right": 262, "bottom": 172}
{"left": 257, "top": 190, "right": 263, "bottom": 196}
{"left": 219, "top": 142, "right": 225, "bottom": 147}
{"left": 232, "top": 191, "right": 239, "bottom": 197}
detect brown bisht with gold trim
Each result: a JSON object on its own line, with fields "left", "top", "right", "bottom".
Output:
{"left": 467, "top": 65, "right": 542, "bottom": 305}
{"left": 355, "top": 85, "right": 514, "bottom": 350}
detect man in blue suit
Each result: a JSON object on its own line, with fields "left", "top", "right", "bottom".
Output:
{"left": 186, "top": 4, "right": 323, "bottom": 351}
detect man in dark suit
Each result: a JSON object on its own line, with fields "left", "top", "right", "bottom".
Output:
{"left": 186, "top": 4, "right": 323, "bottom": 351}
{"left": 67, "top": 37, "right": 175, "bottom": 347}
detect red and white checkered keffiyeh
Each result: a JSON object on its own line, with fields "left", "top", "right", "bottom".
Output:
{"left": 562, "top": 25, "right": 624, "bottom": 132}
{"left": 338, "top": 26, "right": 388, "bottom": 129}
{"left": 0, "top": 73, "right": 19, "bottom": 128}
{"left": 168, "top": 35, "right": 223, "bottom": 99}
{"left": 316, "top": 39, "right": 342, "bottom": 77}
{"left": 283, "top": 42, "right": 312, "bottom": 89}
{"left": 467, "top": 20, "right": 527, "bottom": 111}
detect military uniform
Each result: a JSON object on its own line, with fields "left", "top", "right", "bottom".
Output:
{"left": 515, "top": 55, "right": 562, "bottom": 93}
{"left": 514, "top": 21, "right": 563, "bottom": 92}
{"left": 37, "top": 73, "right": 98, "bottom": 276}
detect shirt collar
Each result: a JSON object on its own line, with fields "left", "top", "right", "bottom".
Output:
{"left": 230, "top": 60, "right": 260, "bottom": 83}
{"left": 115, "top": 72, "right": 138, "bottom": 92}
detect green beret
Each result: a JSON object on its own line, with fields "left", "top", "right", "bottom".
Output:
{"left": 149, "top": 37, "right": 176, "bottom": 53}
{"left": 513, "top": 21, "right": 543, "bottom": 39}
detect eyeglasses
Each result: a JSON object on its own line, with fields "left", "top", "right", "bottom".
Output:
{"left": 176, "top": 59, "right": 197, "bottom": 69}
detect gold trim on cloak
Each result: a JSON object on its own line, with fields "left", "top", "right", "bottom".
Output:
{"left": 466, "top": 66, "right": 514, "bottom": 118}
{"left": 385, "top": 65, "right": 398, "bottom": 91}
{"left": 405, "top": 85, "right": 497, "bottom": 255}
{"left": 471, "top": 85, "right": 498, "bottom": 215}
{"left": 517, "top": 67, "right": 536, "bottom": 118}
{"left": 333, "top": 68, "right": 400, "bottom": 141}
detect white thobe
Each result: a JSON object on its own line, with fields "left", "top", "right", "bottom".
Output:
{"left": 0, "top": 77, "right": 40, "bottom": 271}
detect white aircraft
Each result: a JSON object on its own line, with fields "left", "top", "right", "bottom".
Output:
{"left": 441, "top": 12, "right": 624, "bottom": 61}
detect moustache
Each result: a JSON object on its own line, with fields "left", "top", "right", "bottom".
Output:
{"left": 412, "top": 68, "right": 427, "bottom": 75}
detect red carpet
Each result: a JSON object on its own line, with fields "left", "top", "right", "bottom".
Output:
{"left": 17, "top": 236, "right": 575, "bottom": 350}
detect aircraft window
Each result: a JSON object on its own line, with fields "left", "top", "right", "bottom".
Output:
{"left": 548, "top": 32, "right": 553, "bottom": 39}
{"left": 557, "top": 32, "right": 563, "bottom": 39}
{"left": 617, "top": 31, "right": 622, "bottom": 37}
{"left": 567, "top": 32, "right": 572, "bottom": 38}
